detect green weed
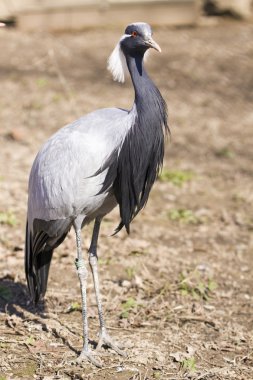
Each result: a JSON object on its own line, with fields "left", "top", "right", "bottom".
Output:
{"left": 168, "top": 209, "right": 200, "bottom": 224}
{"left": 125, "top": 267, "right": 135, "bottom": 280}
{"left": 153, "top": 370, "right": 161, "bottom": 379}
{"left": 36, "top": 78, "right": 48, "bottom": 88}
{"left": 25, "top": 336, "right": 35, "bottom": 346}
{"left": 66, "top": 302, "right": 82, "bottom": 313}
{"left": 98, "top": 257, "right": 111, "bottom": 265}
{"left": 181, "top": 357, "right": 196, "bottom": 372}
{"left": 120, "top": 297, "right": 137, "bottom": 319}
{"left": 208, "top": 279, "right": 218, "bottom": 292}
{"left": 0, "top": 211, "right": 17, "bottom": 227}
{"left": 179, "top": 271, "right": 217, "bottom": 301}
{"left": 159, "top": 169, "right": 194, "bottom": 187}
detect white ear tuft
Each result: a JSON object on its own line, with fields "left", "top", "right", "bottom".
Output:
{"left": 107, "top": 37, "right": 128, "bottom": 83}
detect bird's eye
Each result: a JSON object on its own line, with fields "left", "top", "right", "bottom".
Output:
{"left": 131, "top": 31, "right": 138, "bottom": 38}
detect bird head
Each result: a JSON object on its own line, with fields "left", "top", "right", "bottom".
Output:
{"left": 121, "top": 23, "right": 161, "bottom": 56}
{"left": 108, "top": 22, "right": 161, "bottom": 83}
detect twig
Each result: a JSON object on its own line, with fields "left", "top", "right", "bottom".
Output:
{"left": 0, "top": 338, "right": 23, "bottom": 344}
{"left": 196, "top": 372, "right": 216, "bottom": 380}
{"left": 91, "top": 364, "right": 123, "bottom": 374}
{"left": 178, "top": 315, "right": 215, "bottom": 326}
{"left": 84, "top": 322, "right": 159, "bottom": 333}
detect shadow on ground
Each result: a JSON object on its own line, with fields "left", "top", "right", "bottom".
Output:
{"left": 0, "top": 277, "right": 46, "bottom": 316}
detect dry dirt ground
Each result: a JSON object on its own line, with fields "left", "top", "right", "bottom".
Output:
{"left": 0, "top": 19, "right": 253, "bottom": 380}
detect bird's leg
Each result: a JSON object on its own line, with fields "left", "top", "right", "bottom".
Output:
{"left": 74, "top": 222, "right": 102, "bottom": 368}
{"left": 89, "top": 218, "right": 127, "bottom": 357}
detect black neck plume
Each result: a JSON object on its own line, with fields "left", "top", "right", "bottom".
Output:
{"left": 112, "top": 52, "right": 169, "bottom": 234}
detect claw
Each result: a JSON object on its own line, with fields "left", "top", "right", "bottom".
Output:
{"left": 96, "top": 328, "right": 127, "bottom": 357}
{"left": 76, "top": 349, "right": 103, "bottom": 368}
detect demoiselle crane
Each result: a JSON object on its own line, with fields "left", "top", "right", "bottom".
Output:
{"left": 25, "top": 22, "right": 169, "bottom": 366}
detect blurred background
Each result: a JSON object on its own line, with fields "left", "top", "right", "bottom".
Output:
{"left": 0, "top": 0, "right": 252, "bottom": 30}
{"left": 0, "top": 1, "right": 253, "bottom": 379}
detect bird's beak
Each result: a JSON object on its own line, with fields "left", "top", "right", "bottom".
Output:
{"left": 145, "top": 37, "right": 162, "bottom": 53}
{"left": 0, "top": 22, "right": 5, "bottom": 27}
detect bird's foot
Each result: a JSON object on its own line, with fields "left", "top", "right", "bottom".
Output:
{"left": 76, "top": 349, "right": 102, "bottom": 368}
{"left": 96, "top": 328, "right": 127, "bottom": 357}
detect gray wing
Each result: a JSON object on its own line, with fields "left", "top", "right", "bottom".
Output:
{"left": 27, "top": 107, "right": 132, "bottom": 226}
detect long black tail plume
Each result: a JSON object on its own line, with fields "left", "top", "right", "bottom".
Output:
{"left": 25, "top": 223, "right": 53, "bottom": 304}
{"left": 25, "top": 221, "right": 69, "bottom": 304}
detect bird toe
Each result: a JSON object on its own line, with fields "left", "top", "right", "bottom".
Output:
{"left": 96, "top": 329, "right": 127, "bottom": 357}
{"left": 76, "top": 349, "right": 103, "bottom": 368}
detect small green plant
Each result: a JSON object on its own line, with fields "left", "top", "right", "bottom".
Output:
{"left": 66, "top": 302, "right": 82, "bottom": 313}
{"left": 179, "top": 271, "right": 217, "bottom": 301}
{"left": 120, "top": 297, "right": 137, "bottom": 319}
{"left": 0, "top": 375, "right": 7, "bottom": 380}
{"left": 36, "top": 78, "right": 48, "bottom": 88}
{"left": 0, "top": 285, "right": 12, "bottom": 301}
{"left": 0, "top": 211, "right": 17, "bottom": 227}
{"left": 159, "top": 169, "right": 194, "bottom": 187}
{"left": 181, "top": 357, "right": 196, "bottom": 372}
{"left": 207, "top": 279, "right": 218, "bottom": 292}
{"left": 25, "top": 336, "right": 35, "bottom": 346}
{"left": 153, "top": 370, "right": 161, "bottom": 379}
{"left": 168, "top": 209, "right": 200, "bottom": 224}
{"left": 98, "top": 257, "right": 111, "bottom": 265}
{"left": 125, "top": 267, "right": 135, "bottom": 280}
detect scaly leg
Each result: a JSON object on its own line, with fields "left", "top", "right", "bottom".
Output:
{"left": 89, "top": 218, "right": 126, "bottom": 357}
{"left": 74, "top": 220, "right": 102, "bottom": 367}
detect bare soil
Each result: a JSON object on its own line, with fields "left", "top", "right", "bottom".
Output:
{"left": 0, "top": 19, "right": 253, "bottom": 380}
